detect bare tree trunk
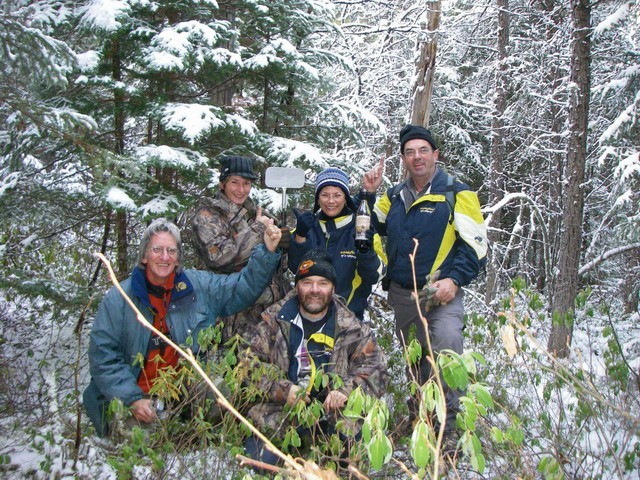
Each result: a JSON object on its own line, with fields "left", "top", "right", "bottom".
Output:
{"left": 548, "top": 0, "right": 591, "bottom": 358}
{"left": 621, "top": 249, "right": 640, "bottom": 314}
{"left": 410, "top": 0, "right": 441, "bottom": 126}
{"left": 539, "top": 0, "right": 565, "bottom": 294}
{"left": 110, "top": 36, "right": 129, "bottom": 279}
{"left": 485, "top": 0, "right": 509, "bottom": 305}
{"left": 212, "top": 4, "right": 237, "bottom": 106}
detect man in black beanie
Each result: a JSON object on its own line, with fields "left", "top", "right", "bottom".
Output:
{"left": 362, "top": 124, "right": 488, "bottom": 448}
{"left": 242, "top": 248, "right": 388, "bottom": 465}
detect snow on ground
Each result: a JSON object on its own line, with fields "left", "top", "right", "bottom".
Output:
{"left": 1, "top": 282, "right": 638, "bottom": 478}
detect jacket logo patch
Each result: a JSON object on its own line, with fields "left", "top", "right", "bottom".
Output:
{"left": 175, "top": 282, "right": 188, "bottom": 291}
{"left": 419, "top": 207, "right": 435, "bottom": 213}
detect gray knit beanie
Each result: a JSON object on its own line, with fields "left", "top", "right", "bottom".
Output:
{"left": 219, "top": 156, "right": 259, "bottom": 182}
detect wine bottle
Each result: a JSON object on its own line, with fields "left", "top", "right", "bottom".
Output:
{"left": 355, "top": 189, "right": 371, "bottom": 252}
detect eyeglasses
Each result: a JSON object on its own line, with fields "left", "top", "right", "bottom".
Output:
{"left": 149, "top": 246, "right": 179, "bottom": 257}
{"left": 404, "top": 147, "right": 432, "bottom": 159}
{"left": 319, "top": 192, "right": 345, "bottom": 201}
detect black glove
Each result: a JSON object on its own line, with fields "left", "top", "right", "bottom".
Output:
{"left": 293, "top": 209, "right": 315, "bottom": 238}
{"left": 356, "top": 228, "right": 375, "bottom": 254}
{"left": 277, "top": 227, "right": 291, "bottom": 250}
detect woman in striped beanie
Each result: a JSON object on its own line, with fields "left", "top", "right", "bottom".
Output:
{"left": 287, "top": 167, "right": 385, "bottom": 320}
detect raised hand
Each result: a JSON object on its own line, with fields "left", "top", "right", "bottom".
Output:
{"left": 363, "top": 156, "right": 385, "bottom": 193}
{"left": 293, "top": 210, "right": 316, "bottom": 240}
{"left": 255, "top": 206, "right": 271, "bottom": 228}
{"left": 262, "top": 218, "right": 282, "bottom": 252}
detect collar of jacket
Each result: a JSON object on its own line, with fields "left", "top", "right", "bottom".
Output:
{"left": 131, "top": 267, "right": 195, "bottom": 309}
{"left": 277, "top": 295, "right": 337, "bottom": 383}
{"left": 319, "top": 213, "right": 353, "bottom": 233}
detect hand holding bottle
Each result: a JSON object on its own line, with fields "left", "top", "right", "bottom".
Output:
{"left": 355, "top": 189, "right": 372, "bottom": 252}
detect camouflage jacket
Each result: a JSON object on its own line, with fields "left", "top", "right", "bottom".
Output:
{"left": 188, "top": 191, "right": 288, "bottom": 342}
{"left": 248, "top": 291, "right": 388, "bottom": 405}
{"left": 190, "top": 190, "right": 266, "bottom": 274}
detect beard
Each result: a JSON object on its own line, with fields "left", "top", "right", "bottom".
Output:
{"left": 299, "top": 291, "right": 332, "bottom": 316}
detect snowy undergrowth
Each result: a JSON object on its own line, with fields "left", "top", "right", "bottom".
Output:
{"left": 1, "top": 279, "right": 638, "bottom": 479}
{"left": 462, "top": 282, "right": 640, "bottom": 479}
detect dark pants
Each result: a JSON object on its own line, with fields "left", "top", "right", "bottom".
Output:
{"left": 244, "top": 419, "right": 357, "bottom": 467}
{"left": 388, "top": 282, "right": 465, "bottom": 429}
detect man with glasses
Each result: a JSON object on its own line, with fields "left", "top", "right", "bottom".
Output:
{"left": 83, "top": 217, "right": 282, "bottom": 437}
{"left": 362, "top": 124, "right": 488, "bottom": 446}
{"left": 243, "top": 249, "right": 387, "bottom": 465}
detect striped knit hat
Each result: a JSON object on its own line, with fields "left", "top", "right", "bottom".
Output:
{"left": 314, "top": 167, "right": 355, "bottom": 212}
{"left": 219, "top": 156, "right": 259, "bottom": 182}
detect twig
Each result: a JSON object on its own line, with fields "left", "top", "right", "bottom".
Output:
{"left": 236, "top": 454, "right": 297, "bottom": 475}
{"left": 408, "top": 239, "right": 448, "bottom": 480}
{"left": 392, "top": 457, "right": 421, "bottom": 479}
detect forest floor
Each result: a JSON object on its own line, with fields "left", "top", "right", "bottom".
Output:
{"left": 1, "top": 282, "right": 639, "bottom": 479}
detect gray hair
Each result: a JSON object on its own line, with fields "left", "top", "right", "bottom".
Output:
{"left": 137, "top": 218, "right": 183, "bottom": 273}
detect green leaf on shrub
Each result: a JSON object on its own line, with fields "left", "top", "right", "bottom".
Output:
{"left": 367, "top": 431, "right": 392, "bottom": 470}
{"left": 461, "top": 431, "right": 485, "bottom": 473}
{"left": 422, "top": 381, "right": 438, "bottom": 413}
{"left": 490, "top": 426, "right": 504, "bottom": 443}
{"left": 410, "top": 420, "right": 434, "bottom": 468}
{"left": 343, "top": 387, "right": 365, "bottom": 419}
{"left": 439, "top": 353, "right": 469, "bottom": 390}
{"left": 469, "top": 383, "right": 494, "bottom": 409}
{"left": 407, "top": 339, "right": 422, "bottom": 365}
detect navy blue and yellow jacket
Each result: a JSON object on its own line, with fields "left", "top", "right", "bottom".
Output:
{"left": 373, "top": 168, "right": 487, "bottom": 288}
{"left": 288, "top": 212, "right": 386, "bottom": 319}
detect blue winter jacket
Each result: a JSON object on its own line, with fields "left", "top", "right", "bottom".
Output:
{"left": 288, "top": 212, "right": 385, "bottom": 319}
{"left": 83, "top": 244, "right": 280, "bottom": 436}
{"left": 373, "top": 168, "right": 488, "bottom": 288}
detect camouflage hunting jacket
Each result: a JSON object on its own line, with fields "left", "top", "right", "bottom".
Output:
{"left": 189, "top": 191, "right": 287, "bottom": 341}
{"left": 190, "top": 190, "right": 266, "bottom": 274}
{"left": 248, "top": 291, "right": 388, "bottom": 405}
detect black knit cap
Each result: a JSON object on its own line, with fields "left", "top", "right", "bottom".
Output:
{"left": 219, "top": 156, "right": 259, "bottom": 182}
{"left": 399, "top": 124, "right": 438, "bottom": 153}
{"left": 294, "top": 249, "right": 336, "bottom": 286}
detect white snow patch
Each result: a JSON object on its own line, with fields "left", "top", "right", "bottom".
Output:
{"left": 20, "top": 234, "right": 39, "bottom": 248}
{"left": 106, "top": 187, "right": 137, "bottom": 210}
{"left": 77, "top": 0, "right": 131, "bottom": 31}
{"left": 135, "top": 144, "right": 209, "bottom": 169}
{"left": 160, "top": 104, "right": 225, "bottom": 143}
{"left": 139, "top": 195, "right": 182, "bottom": 217}
{"left": 76, "top": 50, "right": 100, "bottom": 71}
{"left": 0, "top": 172, "right": 20, "bottom": 196}
{"left": 594, "top": 2, "right": 631, "bottom": 35}
{"left": 265, "top": 136, "right": 330, "bottom": 168}
{"left": 614, "top": 152, "right": 640, "bottom": 182}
